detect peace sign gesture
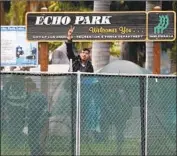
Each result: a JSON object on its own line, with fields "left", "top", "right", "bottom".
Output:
{"left": 67, "top": 25, "right": 75, "bottom": 40}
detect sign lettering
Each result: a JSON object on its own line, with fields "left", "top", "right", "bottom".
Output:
{"left": 26, "top": 12, "right": 176, "bottom": 41}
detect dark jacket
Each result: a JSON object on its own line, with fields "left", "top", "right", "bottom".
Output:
{"left": 66, "top": 40, "right": 94, "bottom": 72}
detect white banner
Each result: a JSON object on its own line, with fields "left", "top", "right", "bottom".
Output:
{"left": 1, "top": 26, "right": 38, "bottom": 67}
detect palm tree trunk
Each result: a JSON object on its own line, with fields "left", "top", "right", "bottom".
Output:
{"left": 0, "top": 1, "right": 4, "bottom": 25}
{"left": 27, "top": 1, "right": 39, "bottom": 11}
{"left": 145, "top": 1, "right": 162, "bottom": 72}
{"left": 92, "top": 1, "right": 111, "bottom": 71}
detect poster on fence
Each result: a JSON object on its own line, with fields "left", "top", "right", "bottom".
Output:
{"left": 1, "top": 26, "right": 38, "bottom": 67}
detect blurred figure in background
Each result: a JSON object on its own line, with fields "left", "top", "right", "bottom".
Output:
{"left": 1, "top": 75, "right": 28, "bottom": 148}
{"left": 25, "top": 78, "right": 49, "bottom": 156}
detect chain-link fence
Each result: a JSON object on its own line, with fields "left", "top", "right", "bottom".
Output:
{"left": 147, "top": 76, "right": 176, "bottom": 156}
{"left": 1, "top": 72, "right": 176, "bottom": 156}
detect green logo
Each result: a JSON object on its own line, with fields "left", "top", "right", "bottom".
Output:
{"left": 154, "top": 15, "right": 169, "bottom": 34}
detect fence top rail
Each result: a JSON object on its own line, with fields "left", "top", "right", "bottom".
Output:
{"left": 0, "top": 71, "right": 74, "bottom": 76}
{"left": 0, "top": 71, "right": 177, "bottom": 78}
{"left": 79, "top": 72, "right": 177, "bottom": 78}
{"left": 0, "top": 71, "right": 176, "bottom": 78}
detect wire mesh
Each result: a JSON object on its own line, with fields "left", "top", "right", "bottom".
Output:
{"left": 147, "top": 76, "right": 176, "bottom": 155}
{"left": 79, "top": 74, "right": 143, "bottom": 155}
{"left": 1, "top": 73, "right": 77, "bottom": 156}
{"left": 1, "top": 72, "right": 176, "bottom": 156}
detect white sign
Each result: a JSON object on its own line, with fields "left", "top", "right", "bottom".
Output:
{"left": 1, "top": 26, "right": 38, "bottom": 66}
{"left": 35, "top": 15, "right": 112, "bottom": 25}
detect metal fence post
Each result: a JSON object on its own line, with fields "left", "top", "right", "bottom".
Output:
{"left": 76, "top": 71, "right": 81, "bottom": 156}
{"left": 145, "top": 75, "right": 149, "bottom": 156}
{"left": 71, "top": 73, "right": 75, "bottom": 156}
{"left": 70, "top": 59, "right": 75, "bottom": 156}
{"left": 139, "top": 76, "right": 146, "bottom": 156}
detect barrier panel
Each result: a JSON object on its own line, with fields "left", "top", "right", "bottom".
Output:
{"left": 0, "top": 72, "right": 176, "bottom": 155}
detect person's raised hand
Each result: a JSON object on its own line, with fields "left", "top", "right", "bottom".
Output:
{"left": 67, "top": 25, "right": 75, "bottom": 40}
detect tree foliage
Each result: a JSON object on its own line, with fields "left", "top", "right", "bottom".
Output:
{"left": 48, "top": 42, "right": 63, "bottom": 52}
{"left": 110, "top": 42, "right": 121, "bottom": 57}
{"left": 5, "top": 0, "right": 27, "bottom": 25}
{"left": 48, "top": 1, "right": 92, "bottom": 12}
{"left": 48, "top": 1, "right": 92, "bottom": 52}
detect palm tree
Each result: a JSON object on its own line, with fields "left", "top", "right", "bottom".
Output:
{"left": 27, "top": 1, "right": 39, "bottom": 11}
{"left": 145, "top": 1, "right": 162, "bottom": 72}
{"left": 0, "top": 1, "right": 4, "bottom": 25}
{"left": 92, "top": 1, "right": 111, "bottom": 71}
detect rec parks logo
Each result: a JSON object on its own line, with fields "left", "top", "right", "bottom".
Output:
{"left": 154, "top": 15, "right": 169, "bottom": 34}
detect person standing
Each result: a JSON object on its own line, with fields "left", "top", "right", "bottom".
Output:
{"left": 66, "top": 26, "right": 94, "bottom": 72}
{"left": 25, "top": 78, "right": 49, "bottom": 156}
{"left": 65, "top": 26, "right": 102, "bottom": 142}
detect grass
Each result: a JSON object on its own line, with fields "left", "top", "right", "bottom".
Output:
{"left": 1, "top": 134, "right": 176, "bottom": 155}
{"left": 80, "top": 139, "right": 140, "bottom": 155}
{"left": 1, "top": 133, "right": 141, "bottom": 155}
